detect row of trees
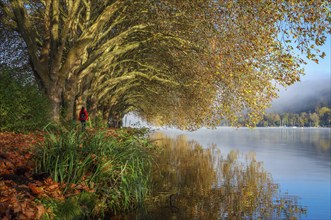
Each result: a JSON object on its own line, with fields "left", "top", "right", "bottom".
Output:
{"left": 1, "top": 0, "right": 330, "bottom": 129}
{"left": 256, "top": 107, "right": 331, "bottom": 127}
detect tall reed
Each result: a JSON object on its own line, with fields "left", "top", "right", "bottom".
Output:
{"left": 34, "top": 128, "right": 154, "bottom": 218}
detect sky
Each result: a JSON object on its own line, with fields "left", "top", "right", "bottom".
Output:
{"left": 270, "top": 35, "right": 331, "bottom": 112}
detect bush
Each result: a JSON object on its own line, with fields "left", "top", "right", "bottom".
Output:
{"left": 34, "top": 128, "right": 154, "bottom": 218}
{"left": 0, "top": 66, "right": 51, "bottom": 132}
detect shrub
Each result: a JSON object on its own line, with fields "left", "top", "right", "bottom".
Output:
{"left": 0, "top": 66, "right": 51, "bottom": 132}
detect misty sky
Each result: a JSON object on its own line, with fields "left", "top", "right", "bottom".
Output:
{"left": 269, "top": 35, "right": 331, "bottom": 112}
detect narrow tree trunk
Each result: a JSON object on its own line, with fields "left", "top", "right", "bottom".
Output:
{"left": 107, "top": 109, "right": 123, "bottom": 128}
{"left": 87, "top": 96, "right": 97, "bottom": 121}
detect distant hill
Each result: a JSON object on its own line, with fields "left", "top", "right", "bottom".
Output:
{"left": 269, "top": 77, "right": 330, "bottom": 113}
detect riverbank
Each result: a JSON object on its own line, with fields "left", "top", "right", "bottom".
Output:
{"left": 1, "top": 128, "right": 312, "bottom": 219}
{"left": 0, "top": 128, "right": 154, "bottom": 219}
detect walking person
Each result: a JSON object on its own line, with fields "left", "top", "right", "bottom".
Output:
{"left": 79, "top": 107, "right": 88, "bottom": 130}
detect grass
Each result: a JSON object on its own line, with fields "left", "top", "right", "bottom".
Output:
{"left": 34, "top": 127, "right": 154, "bottom": 219}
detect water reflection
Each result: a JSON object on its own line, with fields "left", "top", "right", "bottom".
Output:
{"left": 125, "top": 133, "right": 306, "bottom": 220}
{"left": 262, "top": 128, "right": 330, "bottom": 153}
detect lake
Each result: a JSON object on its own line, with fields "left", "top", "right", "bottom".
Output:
{"left": 156, "top": 127, "right": 331, "bottom": 219}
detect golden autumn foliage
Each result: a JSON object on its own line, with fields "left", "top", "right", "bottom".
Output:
{"left": 0, "top": 0, "right": 330, "bottom": 129}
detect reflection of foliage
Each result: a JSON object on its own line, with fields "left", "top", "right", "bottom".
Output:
{"left": 318, "top": 139, "right": 330, "bottom": 152}
{"left": 274, "top": 193, "right": 307, "bottom": 219}
{"left": 141, "top": 133, "right": 306, "bottom": 220}
{"left": 216, "top": 151, "right": 276, "bottom": 219}
{"left": 278, "top": 128, "right": 330, "bottom": 153}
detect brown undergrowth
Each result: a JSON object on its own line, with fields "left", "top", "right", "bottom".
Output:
{"left": 0, "top": 131, "right": 101, "bottom": 219}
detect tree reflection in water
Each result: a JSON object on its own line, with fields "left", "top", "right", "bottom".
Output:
{"left": 121, "top": 133, "right": 307, "bottom": 220}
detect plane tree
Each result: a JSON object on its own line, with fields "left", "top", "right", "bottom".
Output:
{"left": 90, "top": 0, "right": 330, "bottom": 128}
{"left": 0, "top": 0, "right": 161, "bottom": 121}
{"left": 0, "top": 0, "right": 330, "bottom": 128}
{"left": 90, "top": 23, "right": 216, "bottom": 129}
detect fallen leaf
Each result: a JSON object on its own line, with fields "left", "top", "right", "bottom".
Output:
{"left": 36, "top": 204, "right": 46, "bottom": 219}
{"left": 28, "top": 183, "right": 44, "bottom": 195}
{"left": 47, "top": 183, "right": 59, "bottom": 191}
{"left": 44, "top": 177, "right": 53, "bottom": 185}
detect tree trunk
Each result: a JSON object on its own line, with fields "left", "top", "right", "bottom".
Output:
{"left": 107, "top": 109, "right": 123, "bottom": 128}
{"left": 63, "top": 88, "right": 77, "bottom": 121}
{"left": 87, "top": 96, "right": 97, "bottom": 121}
{"left": 48, "top": 85, "right": 62, "bottom": 123}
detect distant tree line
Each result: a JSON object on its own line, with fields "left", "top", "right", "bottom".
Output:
{"left": 256, "top": 107, "right": 331, "bottom": 127}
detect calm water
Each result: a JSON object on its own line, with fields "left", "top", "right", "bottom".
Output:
{"left": 159, "top": 127, "right": 331, "bottom": 219}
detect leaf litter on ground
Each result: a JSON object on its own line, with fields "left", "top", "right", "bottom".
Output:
{"left": 0, "top": 132, "right": 95, "bottom": 219}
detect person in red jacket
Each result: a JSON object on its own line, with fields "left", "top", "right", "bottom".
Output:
{"left": 78, "top": 107, "right": 88, "bottom": 130}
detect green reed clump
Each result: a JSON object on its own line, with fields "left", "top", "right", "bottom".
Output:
{"left": 34, "top": 128, "right": 154, "bottom": 218}
{"left": 40, "top": 192, "right": 97, "bottom": 220}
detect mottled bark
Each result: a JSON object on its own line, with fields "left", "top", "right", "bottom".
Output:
{"left": 48, "top": 84, "right": 62, "bottom": 123}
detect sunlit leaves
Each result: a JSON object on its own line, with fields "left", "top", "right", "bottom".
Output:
{"left": 0, "top": 0, "right": 330, "bottom": 128}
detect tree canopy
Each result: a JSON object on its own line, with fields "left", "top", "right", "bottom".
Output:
{"left": 0, "top": 0, "right": 330, "bottom": 129}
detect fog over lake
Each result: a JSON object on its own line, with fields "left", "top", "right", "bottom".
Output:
{"left": 269, "top": 76, "right": 330, "bottom": 113}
